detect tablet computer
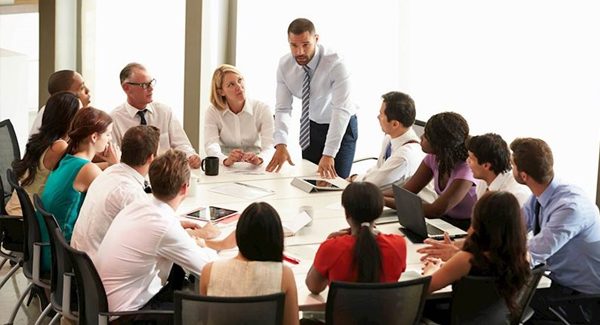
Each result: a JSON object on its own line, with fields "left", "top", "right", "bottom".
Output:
{"left": 187, "top": 206, "right": 238, "bottom": 222}
{"left": 291, "top": 177, "right": 343, "bottom": 193}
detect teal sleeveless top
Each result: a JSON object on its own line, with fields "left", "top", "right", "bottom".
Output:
{"left": 39, "top": 154, "right": 89, "bottom": 273}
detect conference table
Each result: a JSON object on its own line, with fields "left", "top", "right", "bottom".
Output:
{"left": 177, "top": 159, "right": 437, "bottom": 312}
{"left": 180, "top": 159, "right": 549, "bottom": 312}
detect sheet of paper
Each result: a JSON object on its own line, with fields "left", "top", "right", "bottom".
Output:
{"left": 208, "top": 183, "right": 274, "bottom": 200}
{"left": 282, "top": 211, "right": 313, "bottom": 236}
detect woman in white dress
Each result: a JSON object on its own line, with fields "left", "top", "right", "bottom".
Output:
{"left": 199, "top": 202, "right": 299, "bottom": 325}
{"left": 204, "top": 64, "right": 274, "bottom": 166}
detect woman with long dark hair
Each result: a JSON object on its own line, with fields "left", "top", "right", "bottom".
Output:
{"left": 423, "top": 191, "right": 531, "bottom": 323}
{"left": 6, "top": 91, "right": 80, "bottom": 215}
{"left": 38, "top": 106, "right": 119, "bottom": 272}
{"left": 385, "top": 111, "right": 477, "bottom": 230}
{"left": 305, "top": 182, "right": 407, "bottom": 293}
{"left": 200, "top": 202, "right": 299, "bottom": 325}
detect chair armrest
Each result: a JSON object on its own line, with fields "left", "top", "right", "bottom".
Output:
{"left": 62, "top": 272, "right": 75, "bottom": 317}
{"left": 98, "top": 310, "right": 174, "bottom": 325}
{"left": 32, "top": 241, "right": 50, "bottom": 286}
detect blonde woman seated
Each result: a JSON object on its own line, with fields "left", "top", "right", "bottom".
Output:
{"left": 200, "top": 202, "right": 299, "bottom": 325}
{"left": 306, "top": 182, "right": 407, "bottom": 294}
{"left": 422, "top": 191, "right": 531, "bottom": 324}
{"left": 204, "top": 64, "right": 274, "bottom": 166}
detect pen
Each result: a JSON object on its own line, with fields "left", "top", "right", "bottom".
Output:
{"left": 283, "top": 254, "right": 300, "bottom": 265}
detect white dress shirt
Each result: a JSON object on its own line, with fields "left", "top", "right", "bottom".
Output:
{"left": 204, "top": 99, "right": 274, "bottom": 162}
{"left": 275, "top": 44, "right": 357, "bottom": 157}
{"left": 355, "top": 128, "right": 423, "bottom": 188}
{"left": 30, "top": 105, "right": 45, "bottom": 135}
{"left": 94, "top": 197, "right": 218, "bottom": 312}
{"left": 71, "top": 163, "right": 149, "bottom": 258}
{"left": 475, "top": 171, "right": 531, "bottom": 207}
{"left": 111, "top": 102, "right": 197, "bottom": 157}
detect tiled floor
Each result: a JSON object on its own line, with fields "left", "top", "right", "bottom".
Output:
{"left": 0, "top": 260, "right": 44, "bottom": 325}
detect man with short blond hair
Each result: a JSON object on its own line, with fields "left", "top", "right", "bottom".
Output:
{"left": 94, "top": 150, "right": 218, "bottom": 320}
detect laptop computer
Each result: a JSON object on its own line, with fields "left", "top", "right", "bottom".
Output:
{"left": 392, "top": 184, "right": 467, "bottom": 243}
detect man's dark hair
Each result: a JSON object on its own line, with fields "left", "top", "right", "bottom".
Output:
{"left": 47, "top": 70, "right": 76, "bottom": 95}
{"left": 466, "top": 133, "right": 511, "bottom": 175}
{"left": 121, "top": 125, "right": 160, "bottom": 167}
{"left": 149, "top": 150, "right": 190, "bottom": 201}
{"left": 510, "top": 138, "right": 554, "bottom": 184}
{"left": 287, "top": 18, "right": 316, "bottom": 35}
{"left": 381, "top": 91, "right": 416, "bottom": 128}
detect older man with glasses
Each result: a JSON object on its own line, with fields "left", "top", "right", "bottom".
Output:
{"left": 110, "top": 62, "right": 202, "bottom": 168}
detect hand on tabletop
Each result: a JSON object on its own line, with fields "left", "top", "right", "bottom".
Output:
{"left": 188, "top": 154, "right": 201, "bottom": 169}
{"left": 266, "top": 145, "right": 294, "bottom": 173}
{"left": 317, "top": 155, "right": 336, "bottom": 179}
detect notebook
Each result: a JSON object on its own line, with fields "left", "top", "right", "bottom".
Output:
{"left": 392, "top": 184, "right": 467, "bottom": 243}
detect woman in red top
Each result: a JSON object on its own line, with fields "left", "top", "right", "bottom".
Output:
{"left": 305, "top": 182, "right": 407, "bottom": 294}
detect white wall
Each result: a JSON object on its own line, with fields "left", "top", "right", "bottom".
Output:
{"left": 236, "top": 0, "right": 600, "bottom": 198}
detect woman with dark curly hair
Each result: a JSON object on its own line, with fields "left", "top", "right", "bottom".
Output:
{"left": 422, "top": 191, "right": 531, "bottom": 324}
{"left": 384, "top": 111, "right": 477, "bottom": 230}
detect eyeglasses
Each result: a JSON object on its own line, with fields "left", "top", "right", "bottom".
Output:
{"left": 126, "top": 79, "right": 156, "bottom": 89}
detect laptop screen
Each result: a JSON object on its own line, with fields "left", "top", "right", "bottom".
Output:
{"left": 392, "top": 184, "right": 429, "bottom": 239}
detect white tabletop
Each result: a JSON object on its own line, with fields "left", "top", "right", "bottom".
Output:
{"left": 180, "top": 159, "right": 549, "bottom": 311}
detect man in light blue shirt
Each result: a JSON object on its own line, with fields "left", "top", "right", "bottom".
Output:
{"left": 511, "top": 138, "right": 600, "bottom": 323}
{"left": 266, "top": 18, "right": 358, "bottom": 178}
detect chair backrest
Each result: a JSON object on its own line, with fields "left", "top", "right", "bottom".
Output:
{"left": 0, "top": 119, "right": 21, "bottom": 202}
{"left": 6, "top": 168, "right": 39, "bottom": 277}
{"left": 513, "top": 264, "right": 547, "bottom": 324}
{"left": 0, "top": 174, "right": 7, "bottom": 215}
{"left": 326, "top": 277, "right": 432, "bottom": 325}
{"left": 413, "top": 119, "right": 426, "bottom": 139}
{"left": 55, "top": 228, "right": 109, "bottom": 325}
{"left": 34, "top": 193, "right": 74, "bottom": 311}
{"left": 174, "top": 291, "right": 285, "bottom": 325}
{"left": 450, "top": 275, "right": 510, "bottom": 325}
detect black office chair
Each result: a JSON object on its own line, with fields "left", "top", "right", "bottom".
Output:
{"left": 34, "top": 194, "right": 78, "bottom": 324}
{"left": 174, "top": 290, "right": 285, "bottom": 325}
{"left": 0, "top": 173, "right": 23, "bottom": 292}
{"left": 413, "top": 118, "right": 426, "bottom": 138}
{"left": 350, "top": 118, "right": 427, "bottom": 177}
{"left": 326, "top": 276, "right": 431, "bottom": 325}
{"left": 513, "top": 264, "right": 547, "bottom": 324}
{"left": 450, "top": 275, "right": 510, "bottom": 325}
{"left": 0, "top": 119, "right": 21, "bottom": 206}
{"left": 548, "top": 293, "right": 600, "bottom": 324}
{"left": 5, "top": 168, "right": 50, "bottom": 325}
{"left": 55, "top": 228, "right": 173, "bottom": 325}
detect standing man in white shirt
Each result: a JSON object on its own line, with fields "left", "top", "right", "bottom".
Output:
{"left": 266, "top": 18, "right": 358, "bottom": 178}
{"left": 71, "top": 125, "right": 159, "bottom": 258}
{"left": 348, "top": 92, "right": 423, "bottom": 186}
{"left": 111, "top": 62, "right": 202, "bottom": 168}
{"left": 466, "top": 133, "right": 530, "bottom": 206}
{"left": 30, "top": 70, "right": 90, "bottom": 135}
{"left": 94, "top": 149, "right": 218, "bottom": 321}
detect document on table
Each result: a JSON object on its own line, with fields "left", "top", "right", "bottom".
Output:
{"left": 208, "top": 182, "right": 275, "bottom": 200}
{"left": 282, "top": 211, "right": 313, "bottom": 236}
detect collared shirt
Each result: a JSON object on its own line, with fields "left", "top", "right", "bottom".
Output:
{"left": 355, "top": 128, "right": 423, "bottom": 188}
{"left": 29, "top": 105, "right": 45, "bottom": 135}
{"left": 94, "top": 197, "right": 218, "bottom": 312}
{"left": 275, "top": 44, "right": 357, "bottom": 157}
{"left": 475, "top": 171, "right": 531, "bottom": 207}
{"left": 525, "top": 178, "right": 600, "bottom": 294}
{"left": 71, "top": 163, "right": 149, "bottom": 258}
{"left": 111, "top": 101, "right": 197, "bottom": 157}
{"left": 204, "top": 98, "right": 274, "bottom": 162}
